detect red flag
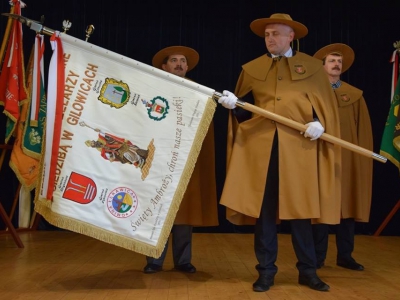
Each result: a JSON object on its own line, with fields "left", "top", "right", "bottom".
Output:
{"left": 0, "top": 0, "right": 28, "bottom": 142}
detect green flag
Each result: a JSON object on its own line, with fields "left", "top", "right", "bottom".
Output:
{"left": 380, "top": 77, "right": 400, "bottom": 170}
{"left": 20, "top": 35, "right": 46, "bottom": 160}
{"left": 22, "top": 55, "right": 46, "bottom": 160}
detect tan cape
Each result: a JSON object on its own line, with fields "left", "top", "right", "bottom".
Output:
{"left": 174, "top": 120, "right": 219, "bottom": 226}
{"left": 334, "top": 81, "right": 373, "bottom": 222}
{"left": 220, "top": 52, "right": 342, "bottom": 225}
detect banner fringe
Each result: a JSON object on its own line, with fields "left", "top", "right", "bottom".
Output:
{"left": 9, "top": 159, "right": 37, "bottom": 191}
{"left": 156, "top": 97, "right": 216, "bottom": 255}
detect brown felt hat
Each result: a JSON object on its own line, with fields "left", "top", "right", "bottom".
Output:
{"left": 313, "top": 43, "right": 355, "bottom": 73}
{"left": 152, "top": 46, "right": 199, "bottom": 72}
{"left": 250, "top": 13, "right": 308, "bottom": 40}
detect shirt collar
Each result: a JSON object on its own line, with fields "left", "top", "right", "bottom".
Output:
{"left": 331, "top": 80, "right": 342, "bottom": 89}
{"left": 271, "top": 48, "right": 293, "bottom": 58}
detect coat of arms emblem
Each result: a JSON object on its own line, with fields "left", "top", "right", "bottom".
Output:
{"left": 98, "top": 78, "right": 130, "bottom": 108}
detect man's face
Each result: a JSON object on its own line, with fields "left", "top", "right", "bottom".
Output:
{"left": 323, "top": 54, "right": 343, "bottom": 77}
{"left": 264, "top": 24, "right": 294, "bottom": 56}
{"left": 162, "top": 54, "right": 188, "bottom": 77}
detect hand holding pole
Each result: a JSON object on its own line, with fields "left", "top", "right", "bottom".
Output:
{"left": 213, "top": 91, "right": 387, "bottom": 163}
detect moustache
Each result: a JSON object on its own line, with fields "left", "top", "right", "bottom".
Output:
{"left": 174, "top": 67, "right": 183, "bottom": 71}
{"left": 332, "top": 67, "right": 341, "bottom": 71}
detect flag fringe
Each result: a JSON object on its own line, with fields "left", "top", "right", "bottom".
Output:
{"left": 156, "top": 97, "right": 216, "bottom": 254}
{"left": 33, "top": 198, "right": 157, "bottom": 256}
{"left": 9, "top": 159, "right": 37, "bottom": 190}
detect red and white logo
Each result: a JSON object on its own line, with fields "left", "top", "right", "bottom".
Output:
{"left": 63, "top": 172, "right": 97, "bottom": 204}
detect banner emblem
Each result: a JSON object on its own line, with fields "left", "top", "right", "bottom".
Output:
{"left": 107, "top": 187, "right": 138, "bottom": 218}
{"left": 98, "top": 77, "right": 130, "bottom": 108}
{"left": 142, "top": 96, "right": 170, "bottom": 121}
{"left": 28, "top": 128, "right": 42, "bottom": 145}
{"left": 63, "top": 172, "right": 97, "bottom": 204}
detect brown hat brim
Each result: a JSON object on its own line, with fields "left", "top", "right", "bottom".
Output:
{"left": 250, "top": 14, "right": 308, "bottom": 40}
{"left": 152, "top": 46, "right": 199, "bottom": 72}
{"left": 313, "top": 43, "right": 355, "bottom": 73}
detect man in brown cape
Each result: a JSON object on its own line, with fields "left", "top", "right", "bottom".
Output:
{"left": 312, "top": 43, "right": 373, "bottom": 271}
{"left": 218, "top": 14, "right": 342, "bottom": 292}
{"left": 143, "top": 46, "right": 218, "bottom": 274}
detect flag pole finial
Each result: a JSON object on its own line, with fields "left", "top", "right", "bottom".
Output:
{"left": 62, "top": 20, "right": 72, "bottom": 34}
{"left": 394, "top": 41, "right": 400, "bottom": 52}
{"left": 85, "top": 25, "right": 95, "bottom": 42}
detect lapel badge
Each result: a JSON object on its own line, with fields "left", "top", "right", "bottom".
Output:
{"left": 340, "top": 93, "right": 350, "bottom": 102}
{"left": 294, "top": 64, "right": 306, "bottom": 75}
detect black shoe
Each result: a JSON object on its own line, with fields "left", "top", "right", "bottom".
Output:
{"left": 336, "top": 259, "right": 364, "bottom": 271}
{"left": 298, "top": 274, "right": 330, "bottom": 291}
{"left": 252, "top": 275, "right": 274, "bottom": 292}
{"left": 174, "top": 263, "right": 196, "bottom": 273}
{"left": 143, "top": 263, "right": 162, "bottom": 274}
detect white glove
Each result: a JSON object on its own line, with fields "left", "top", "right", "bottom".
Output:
{"left": 218, "top": 90, "right": 237, "bottom": 109}
{"left": 303, "top": 121, "right": 324, "bottom": 141}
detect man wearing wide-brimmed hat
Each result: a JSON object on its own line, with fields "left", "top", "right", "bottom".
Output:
{"left": 152, "top": 45, "right": 200, "bottom": 78}
{"left": 218, "top": 13, "right": 342, "bottom": 292}
{"left": 312, "top": 43, "right": 373, "bottom": 272}
{"left": 143, "top": 46, "right": 219, "bottom": 274}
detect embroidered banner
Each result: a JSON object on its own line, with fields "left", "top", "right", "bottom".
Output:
{"left": 34, "top": 33, "right": 216, "bottom": 257}
{"left": 380, "top": 76, "right": 400, "bottom": 172}
{"left": 9, "top": 36, "right": 43, "bottom": 191}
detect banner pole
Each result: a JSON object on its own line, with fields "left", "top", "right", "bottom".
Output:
{"left": 212, "top": 92, "right": 387, "bottom": 163}
{"left": 0, "top": 5, "right": 15, "bottom": 69}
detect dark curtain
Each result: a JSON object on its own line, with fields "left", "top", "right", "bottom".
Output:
{"left": 0, "top": 0, "right": 399, "bottom": 235}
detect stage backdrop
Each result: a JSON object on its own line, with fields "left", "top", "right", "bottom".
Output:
{"left": 34, "top": 32, "right": 216, "bottom": 257}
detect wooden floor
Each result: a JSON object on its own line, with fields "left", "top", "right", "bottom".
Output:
{"left": 0, "top": 231, "right": 399, "bottom": 300}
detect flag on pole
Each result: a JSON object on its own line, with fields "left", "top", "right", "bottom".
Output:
{"left": 23, "top": 34, "right": 46, "bottom": 159}
{"left": 34, "top": 32, "right": 216, "bottom": 258}
{"left": 9, "top": 35, "right": 44, "bottom": 192}
{"left": 0, "top": 0, "right": 28, "bottom": 143}
{"left": 9, "top": 36, "right": 44, "bottom": 228}
{"left": 380, "top": 76, "right": 400, "bottom": 171}
{"left": 9, "top": 95, "right": 40, "bottom": 190}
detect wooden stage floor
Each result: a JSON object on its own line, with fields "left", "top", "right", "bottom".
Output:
{"left": 0, "top": 231, "right": 399, "bottom": 300}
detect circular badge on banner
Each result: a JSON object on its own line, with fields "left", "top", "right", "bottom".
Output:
{"left": 107, "top": 187, "right": 138, "bottom": 218}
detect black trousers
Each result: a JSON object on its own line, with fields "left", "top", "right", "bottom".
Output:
{"left": 146, "top": 224, "right": 193, "bottom": 266}
{"left": 313, "top": 218, "right": 356, "bottom": 264}
{"left": 254, "top": 134, "right": 317, "bottom": 277}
